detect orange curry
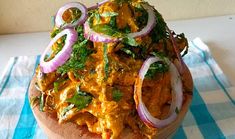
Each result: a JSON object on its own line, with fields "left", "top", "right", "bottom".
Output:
{"left": 33, "top": 0, "right": 188, "bottom": 138}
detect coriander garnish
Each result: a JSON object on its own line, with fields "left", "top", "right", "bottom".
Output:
{"left": 112, "top": 88, "right": 123, "bottom": 102}
{"left": 66, "top": 86, "right": 93, "bottom": 110}
{"left": 103, "top": 44, "right": 109, "bottom": 80}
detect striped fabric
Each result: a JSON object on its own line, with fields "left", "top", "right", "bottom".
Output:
{"left": 0, "top": 38, "right": 234, "bottom": 139}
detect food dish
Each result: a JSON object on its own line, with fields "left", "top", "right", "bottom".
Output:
{"left": 29, "top": 0, "right": 193, "bottom": 138}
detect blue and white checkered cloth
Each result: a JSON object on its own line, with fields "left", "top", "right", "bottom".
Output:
{"left": 0, "top": 38, "right": 234, "bottom": 139}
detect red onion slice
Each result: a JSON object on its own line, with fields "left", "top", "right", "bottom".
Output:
{"left": 40, "top": 29, "right": 78, "bottom": 73}
{"left": 55, "top": 2, "right": 88, "bottom": 28}
{"left": 83, "top": 3, "right": 156, "bottom": 43}
{"left": 88, "top": 0, "right": 110, "bottom": 10}
{"left": 128, "top": 4, "right": 156, "bottom": 38}
{"left": 134, "top": 57, "right": 183, "bottom": 128}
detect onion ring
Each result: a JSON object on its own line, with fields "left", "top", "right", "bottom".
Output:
{"left": 40, "top": 29, "right": 78, "bottom": 73}
{"left": 134, "top": 57, "right": 183, "bottom": 128}
{"left": 128, "top": 4, "right": 156, "bottom": 38}
{"left": 55, "top": 2, "right": 88, "bottom": 28}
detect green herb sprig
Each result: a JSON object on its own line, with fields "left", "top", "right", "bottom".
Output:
{"left": 112, "top": 88, "right": 123, "bottom": 102}
{"left": 100, "top": 12, "right": 119, "bottom": 17}
{"left": 103, "top": 44, "right": 109, "bottom": 80}
{"left": 92, "top": 24, "right": 139, "bottom": 46}
{"left": 66, "top": 86, "right": 93, "bottom": 110}
{"left": 145, "top": 52, "right": 169, "bottom": 79}
{"left": 57, "top": 40, "right": 92, "bottom": 75}
{"left": 57, "top": 26, "right": 93, "bottom": 76}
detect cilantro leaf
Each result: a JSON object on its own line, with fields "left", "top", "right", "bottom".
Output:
{"left": 100, "top": 12, "right": 118, "bottom": 17}
{"left": 50, "top": 28, "right": 61, "bottom": 38}
{"left": 112, "top": 88, "right": 123, "bottom": 102}
{"left": 57, "top": 39, "right": 93, "bottom": 75}
{"left": 103, "top": 44, "right": 109, "bottom": 80}
{"left": 150, "top": 10, "right": 167, "bottom": 43}
{"left": 145, "top": 58, "right": 169, "bottom": 79}
{"left": 92, "top": 24, "right": 122, "bottom": 37}
{"left": 135, "top": 6, "right": 148, "bottom": 28}
{"left": 175, "top": 107, "right": 179, "bottom": 114}
{"left": 151, "top": 51, "right": 167, "bottom": 59}
{"left": 122, "top": 36, "right": 139, "bottom": 46}
{"left": 76, "top": 26, "right": 85, "bottom": 41}
{"left": 53, "top": 78, "right": 67, "bottom": 93}
{"left": 54, "top": 82, "right": 59, "bottom": 93}
{"left": 92, "top": 24, "right": 138, "bottom": 46}
{"left": 109, "top": 16, "right": 117, "bottom": 28}
{"left": 94, "top": 12, "right": 101, "bottom": 24}
{"left": 120, "top": 47, "right": 136, "bottom": 58}
{"left": 66, "top": 87, "right": 92, "bottom": 110}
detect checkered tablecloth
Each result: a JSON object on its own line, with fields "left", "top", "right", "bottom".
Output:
{"left": 0, "top": 38, "right": 234, "bottom": 139}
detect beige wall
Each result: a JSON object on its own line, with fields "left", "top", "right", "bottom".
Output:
{"left": 0, "top": 0, "right": 235, "bottom": 34}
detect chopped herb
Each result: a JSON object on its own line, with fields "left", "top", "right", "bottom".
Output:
{"left": 112, "top": 88, "right": 123, "bottom": 102}
{"left": 50, "top": 28, "right": 61, "bottom": 38}
{"left": 74, "top": 71, "right": 83, "bottom": 79}
{"left": 87, "top": 10, "right": 96, "bottom": 26}
{"left": 109, "top": 16, "right": 117, "bottom": 28}
{"left": 151, "top": 10, "right": 167, "bottom": 43}
{"left": 70, "top": 8, "right": 82, "bottom": 24}
{"left": 145, "top": 60, "right": 169, "bottom": 79}
{"left": 53, "top": 78, "right": 67, "bottom": 93}
{"left": 39, "top": 93, "right": 45, "bottom": 112}
{"left": 151, "top": 51, "right": 167, "bottom": 59}
{"left": 66, "top": 86, "right": 92, "bottom": 110}
{"left": 103, "top": 44, "right": 109, "bottom": 80}
{"left": 54, "top": 82, "right": 59, "bottom": 93}
{"left": 94, "top": 12, "right": 101, "bottom": 24}
{"left": 76, "top": 25, "right": 83, "bottom": 33}
{"left": 57, "top": 39, "right": 93, "bottom": 75}
{"left": 92, "top": 24, "right": 138, "bottom": 46}
{"left": 44, "top": 55, "right": 50, "bottom": 61}
{"left": 100, "top": 12, "right": 118, "bottom": 17}
{"left": 76, "top": 26, "right": 86, "bottom": 42}
{"left": 135, "top": 6, "right": 148, "bottom": 28}
{"left": 120, "top": 47, "right": 136, "bottom": 58}
{"left": 175, "top": 107, "right": 179, "bottom": 114}
{"left": 92, "top": 24, "right": 122, "bottom": 37}
{"left": 121, "top": 26, "right": 131, "bottom": 34}
{"left": 54, "top": 39, "right": 65, "bottom": 55}
{"left": 122, "top": 36, "right": 139, "bottom": 46}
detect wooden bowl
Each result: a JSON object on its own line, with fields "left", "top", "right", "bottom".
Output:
{"left": 28, "top": 66, "right": 193, "bottom": 139}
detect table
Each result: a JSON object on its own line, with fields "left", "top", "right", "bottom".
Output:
{"left": 1, "top": 15, "right": 235, "bottom": 84}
